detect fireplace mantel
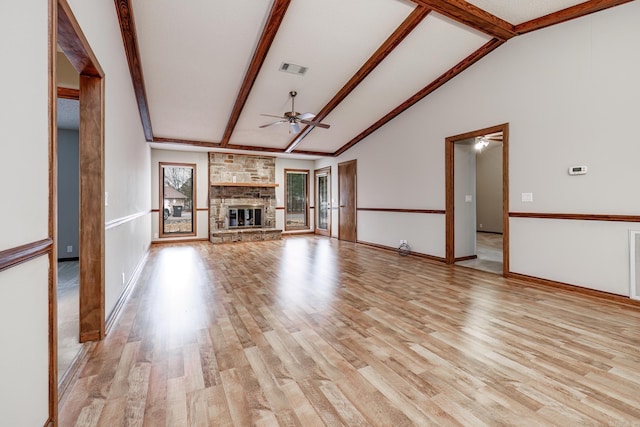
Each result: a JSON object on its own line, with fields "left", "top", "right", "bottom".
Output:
{"left": 211, "top": 182, "right": 278, "bottom": 188}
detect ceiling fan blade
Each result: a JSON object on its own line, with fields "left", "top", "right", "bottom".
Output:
{"left": 290, "top": 122, "right": 301, "bottom": 134}
{"left": 296, "top": 112, "right": 315, "bottom": 120}
{"left": 299, "top": 119, "right": 330, "bottom": 129}
{"left": 260, "top": 113, "right": 286, "bottom": 119}
{"left": 259, "top": 120, "right": 287, "bottom": 128}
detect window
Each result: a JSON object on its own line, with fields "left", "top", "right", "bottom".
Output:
{"left": 160, "top": 163, "right": 196, "bottom": 236}
{"left": 285, "top": 169, "right": 309, "bottom": 230}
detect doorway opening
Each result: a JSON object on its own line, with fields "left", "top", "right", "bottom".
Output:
{"left": 446, "top": 124, "right": 509, "bottom": 276}
{"left": 56, "top": 78, "right": 82, "bottom": 382}
{"left": 52, "top": 0, "right": 106, "bottom": 415}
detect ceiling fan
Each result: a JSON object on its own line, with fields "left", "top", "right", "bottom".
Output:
{"left": 259, "top": 91, "right": 330, "bottom": 134}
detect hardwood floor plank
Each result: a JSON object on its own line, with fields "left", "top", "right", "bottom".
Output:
{"left": 166, "top": 376, "right": 188, "bottom": 426}
{"left": 186, "top": 388, "right": 209, "bottom": 427}
{"left": 124, "top": 363, "right": 151, "bottom": 426}
{"left": 58, "top": 237, "right": 640, "bottom": 426}
{"left": 205, "top": 385, "right": 234, "bottom": 426}
{"left": 74, "top": 398, "right": 105, "bottom": 427}
{"left": 317, "top": 381, "right": 369, "bottom": 427}
{"left": 280, "top": 381, "right": 325, "bottom": 426}
{"left": 142, "top": 361, "right": 167, "bottom": 426}
{"left": 184, "top": 343, "right": 205, "bottom": 393}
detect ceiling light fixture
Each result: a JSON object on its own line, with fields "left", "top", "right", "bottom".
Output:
{"left": 475, "top": 137, "right": 489, "bottom": 151}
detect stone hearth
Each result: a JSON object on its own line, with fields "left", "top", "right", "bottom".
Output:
{"left": 209, "top": 153, "right": 282, "bottom": 244}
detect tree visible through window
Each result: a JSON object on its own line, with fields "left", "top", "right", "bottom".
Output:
{"left": 285, "top": 169, "right": 309, "bottom": 230}
{"left": 161, "top": 163, "right": 195, "bottom": 236}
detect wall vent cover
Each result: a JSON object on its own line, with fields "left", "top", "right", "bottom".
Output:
{"left": 279, "top": 62, "right": 308, "bottom": 76}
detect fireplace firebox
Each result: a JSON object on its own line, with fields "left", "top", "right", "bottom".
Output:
{"left": 228, "top": 206, "right": 263, "bottom": 228}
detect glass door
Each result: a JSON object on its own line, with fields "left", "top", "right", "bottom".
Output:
{"left": 315, "top": 167, "right": 331, "bottom": 236}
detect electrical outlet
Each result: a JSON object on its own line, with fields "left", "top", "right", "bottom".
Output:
{"left": 154, "top": 233, "right": 158, "bottom": 239}
{"left": 479, "top": 224, "right": 483, "bottom": 229}
{"left": 66, "top": 245, "right": 73, "bottom": 253}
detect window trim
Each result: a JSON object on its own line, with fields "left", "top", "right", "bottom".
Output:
{"left": 284, "top": 168, "right": 310, "bottom": 231}
{"left": 159, "top": 162, "right": 197, "bottom": 238}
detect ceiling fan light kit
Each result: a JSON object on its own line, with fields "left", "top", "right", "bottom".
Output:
{"left": 259, "top": 90, "right": 330, "bottom": 136}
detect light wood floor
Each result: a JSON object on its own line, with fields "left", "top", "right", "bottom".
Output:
{"left": 59, "top": 236, "right": 640, "bottom": 426}
{"left": 456, "top": 232, "right": 503, "bottom": 275}
{"left": 57, "top": 260, "right": 82, "bottom": 378}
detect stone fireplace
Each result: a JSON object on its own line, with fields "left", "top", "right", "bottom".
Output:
{"left": 209, "top": 153, "right": 282, "bottom": 243}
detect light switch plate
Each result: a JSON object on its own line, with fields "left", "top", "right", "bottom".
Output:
{"left": 465, "top": 195, "right": 473, "bottom": 202}
{"left": 522, "top": 192, "right": 533, "bottom": 202}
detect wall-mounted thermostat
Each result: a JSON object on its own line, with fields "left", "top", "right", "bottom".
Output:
{"left": 568, "top": 165, "right": 587, "bottom": 175}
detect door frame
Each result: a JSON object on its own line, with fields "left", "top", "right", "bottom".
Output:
{"left": 338, "top": 160, "right": 357, "bottom": 242}
{"left": 314, "top": 167, "right": 331, "bottom": 236}
{"left": 445, "top": 123, "right": 509, "bottom": 275}
{"left": 51, "top": 0, "right": 105, "bottom": 422}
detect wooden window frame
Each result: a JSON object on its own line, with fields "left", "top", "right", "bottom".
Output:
{"left": 284, "top": 169, "right": 310, "bottom": 231}
{"left": 159, "top": 162, "right": 197, "bottom": 238}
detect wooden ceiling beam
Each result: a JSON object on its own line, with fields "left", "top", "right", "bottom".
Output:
{"left": 58, "top": 0, "right": 103, "bottom": 77}
{"left": 285, "top": 6, "right": 432, "bottom": 153}
{"left": 220, "top": 0, "right": 291, "bottom": 147}
{"left": 334, "top": 38, "right": 504, "bottom": 157}
{"left": 153, "top": 137, "right": 221, "bottom": 148}
{"left": 515, "top": 0, "right": 634, "bottom": 34}
{"left": 152, "top": 137, "right": 330, "bottom": 157}
{"left": 411, "top": 0, "right": 516, "bottom": 40}
{"left": 225, "top": 144, "right": 331, "bottom": 157}
{"left": 114, "top": 0, "right": 153, "bottom": 141}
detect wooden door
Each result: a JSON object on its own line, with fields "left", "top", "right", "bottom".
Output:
{"left": 338, "top": 160, "right": 357, "bottom": 242}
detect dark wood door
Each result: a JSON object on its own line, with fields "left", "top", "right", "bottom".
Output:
{"left": 338, "top": 160, "right": 357, "bottom": 242}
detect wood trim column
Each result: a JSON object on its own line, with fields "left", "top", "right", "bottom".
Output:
{"left": 79, "top": 74, "right": 105, "bottom": 342}
{"left": 48, "top": 1, "right": 58, "bottom": 423}
{"left": 445, "top": 139, "right": 454, "bottom": 264}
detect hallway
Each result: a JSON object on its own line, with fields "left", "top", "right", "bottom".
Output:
{"left": 456, "top": 232, "right": 503, "bottom": 275}
{"left": 59, "top": 237, "right": 640, "bottom": 426}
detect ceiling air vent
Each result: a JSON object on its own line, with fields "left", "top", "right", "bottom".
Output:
{"left": 279, "top": 62, "right": 308, "bottom": 76}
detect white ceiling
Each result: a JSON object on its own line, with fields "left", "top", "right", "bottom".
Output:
{"left": 126, "top": 0, "right": 627, "bottom": 156}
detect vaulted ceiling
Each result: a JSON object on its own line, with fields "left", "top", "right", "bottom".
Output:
{"left": 115, "top": 0, "right": 632, "bottom": 157}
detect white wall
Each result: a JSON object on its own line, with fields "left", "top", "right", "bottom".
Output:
{"left": 454, "top": 142, "right": 476, "bottom": 258}
{"left": 0, "top": 1, "right": 51, "bottom": 424}
{"left": 150, "top": 149, "right": 209, "bottom": 241}
{"left": 1, "top": 1, "right": 152, "bottom": 421}
{"left": 476, "top": 143, "right": 503, "bottom": 233}
{"left": 276, "top": 158, "right": 316, "bottom": 233}
{"left": 66, "top": 0, "right": 152, "bottom": 316}
{"left": 330, "top": 1, "right": 640, "bottom": 295}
